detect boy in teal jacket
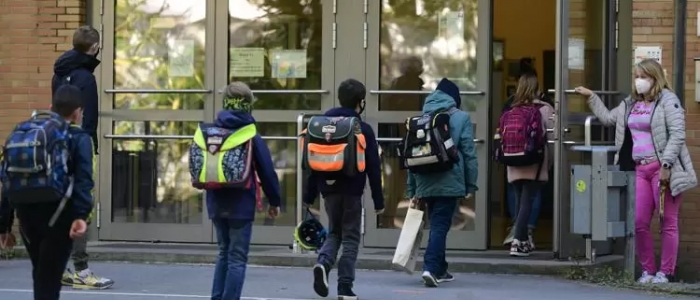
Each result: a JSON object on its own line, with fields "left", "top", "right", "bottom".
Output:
{"left": 405, "top": 78, "right": 478, "bottom": 287}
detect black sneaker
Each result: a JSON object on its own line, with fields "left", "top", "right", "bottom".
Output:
{"left": 509, "top": 239, "right": 531, "bottom": 257}
{"left": 421, "top": 271, "right": 439, "bottom": 287}
{"left": 437, "top": 271, "right": 455, "bottom": 283}
{"left": 313, "top": 263, "right": 330, "bottom": 297}
{"left": 338, "top": 283, "right": 358, "bottom": 300}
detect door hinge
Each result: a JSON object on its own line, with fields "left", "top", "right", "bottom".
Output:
{"left": 333, "top": 0, "right": 337, "bottom": 14}
{"left": 363, "top": 22, "right": 368, "bottom": 49}
{"left": 96, "top": 202, "right": 101, "bottom": 228}
{"left": 363, "top": 0, "right": 368, "bottom": 14}
{"left": 99, "top": 23, "right": 104, "bottom": 49}
{"left": 360, "top": 207, "right": 366, "bottom": 235}
{"left": 100, "top": 0, "right": 104, "bottom": 16}
{"left": 332, "top": 22, "right": 337, "bottom": 49}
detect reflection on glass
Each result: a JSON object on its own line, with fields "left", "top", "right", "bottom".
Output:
{"left": 377, "top": 123, "right": 475, "bottom": 231}
{"left": 227, "top": 0, "right": 323, "bottom": 110}
{"left": 254, "top": 122, "right": 320, "bottom": 226}
{"left": 111, "top": 121, "right": 202, "bottom": 224}
{"left": 379, "top": 0, "right": 478, "bottom": 111}
{"left": 114, "top": 0, "right": 207, "bottom": 109}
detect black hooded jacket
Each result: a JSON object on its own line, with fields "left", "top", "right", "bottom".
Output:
{"left": 52, "top": 49, "right": 101, "bottom": 153}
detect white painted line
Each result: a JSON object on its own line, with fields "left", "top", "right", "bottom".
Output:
{"left": 0, "top": 289, "right": 311, "bottom": 300}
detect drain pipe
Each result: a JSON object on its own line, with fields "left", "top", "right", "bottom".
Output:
{"left": 672, "top": 0, "right": 687, "bottom": 106}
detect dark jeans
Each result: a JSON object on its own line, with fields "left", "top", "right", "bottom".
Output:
{"left": 15, "top": 203, "right": 74, "bottom": 300}
{"left": 507, "top": 183, "right": 542, "bottom": 228}
{"left": 211, "top": 219, "right": 252, "bottom": 300}
{"left": 512, "top": 180, "right": 542, "bottom": 241}
{"left": 317, "top": 194, "right": 362, "bottom": 285}
{"left": 422, "top": 197, "right": 457, "bottom": 276}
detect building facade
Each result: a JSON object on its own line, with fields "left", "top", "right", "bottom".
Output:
{"left": 0, "top": 0, "right": 699, "bottom": 279}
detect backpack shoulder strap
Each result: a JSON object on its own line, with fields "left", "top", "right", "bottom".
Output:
{"left": 447, "top": 107, "right": 459, "bottom": 115}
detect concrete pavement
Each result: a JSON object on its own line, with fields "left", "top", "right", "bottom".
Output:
{"left": 0, "top": 260, "right": 693, "bottom": 300}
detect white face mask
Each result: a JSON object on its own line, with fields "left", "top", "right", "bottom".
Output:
{"left": 635, "top": 78, "right": 652, "bottom": 95}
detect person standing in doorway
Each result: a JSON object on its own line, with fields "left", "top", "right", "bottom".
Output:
{"left": 499, "top": 73, "right": 554, "bottom": 257}
{"left": 52, "top": 25, "right": 115, "bottom": 290}
{"left": 576, "top": 58, "right": 697, "bottom": 283}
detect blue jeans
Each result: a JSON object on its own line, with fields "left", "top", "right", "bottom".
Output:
{"left": 507, "top": 183, "right": 542, "bottom": 228}
{"left": 211, "top": 219, "right": 252, "bottom": 300}
{"left": 422, "top": 197, "right": 457, "bottom": 276}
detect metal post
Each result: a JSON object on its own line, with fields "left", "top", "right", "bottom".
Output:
{"left": 552, "top": 0, "right": 570, "bottom": 259}
{"left": 624, "top": 171, "right": 637, "bottom": 279}
{"left": 672, "top": 0, "right": 687, "bottom": 107}
{"left": 293, "top": 113, "right": 306, "bottom": 254}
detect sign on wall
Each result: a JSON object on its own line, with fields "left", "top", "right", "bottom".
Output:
{"left": 634, "top": 46, "right": 662, "bottom": 65}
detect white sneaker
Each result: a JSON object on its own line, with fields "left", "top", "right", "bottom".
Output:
{"left": 421, "top": 271, "right": 439, "bottom": 288}
{"left": 528, "top": 228, "right": 536, "bottom": 251}
{"left": 651, "top": 272, "right": 669, "bottom": 284}
{"left": 637, "top": 271, "right": 655, "bottom": 284}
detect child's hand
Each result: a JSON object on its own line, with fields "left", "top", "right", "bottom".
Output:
{"left": 70, "top": 220, "right": 87, "bottom": 239}
{"left": 267, "top": 206, "right": 281, "bottom": 219}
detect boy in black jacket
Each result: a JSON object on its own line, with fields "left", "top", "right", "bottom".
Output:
{"left": 304, "top": 79, "right": 385, "bottom": 300}
{"left": 0, "top": 85, "right": 94, "bottom": 300}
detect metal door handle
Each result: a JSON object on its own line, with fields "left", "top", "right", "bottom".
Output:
{"left": 218, "top": 89, "right": 330, "bottom": 94}
{"left": 473, "top": 139, "right": 485, "bottom": 144}
{"left": 369, "top": 90, "right": 485, "bottom": 95}
{"left": 105, "top": 89, "right": 212, "bottom": 94}
{"left": 547, "top": 89, "right": 620, "bottom": 95}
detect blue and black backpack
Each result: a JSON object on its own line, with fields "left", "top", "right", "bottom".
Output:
{"left": 1, "top": 112, "right": 74, "bottom": 225}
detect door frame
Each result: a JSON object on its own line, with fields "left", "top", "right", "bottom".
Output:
{"left": 96, "top": 0, "right": 218, "bottom": 242}
{"left": 552, "top": 0, "right": 623, "bottom": 259}
{"left": 360, "top": 0, "right": 492, "bottom": 250}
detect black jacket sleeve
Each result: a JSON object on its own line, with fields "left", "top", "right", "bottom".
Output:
{"left": 76, "top": 72, "right": 99, "bottom": 154}
{"left": 0, "top": 195, "right": 13, "bottom": 234}
{"left": 252, "top": 135, "right": 282, "bottom": 207}
{"left": 361, "top": 123, "right": 385, "bottom": 210}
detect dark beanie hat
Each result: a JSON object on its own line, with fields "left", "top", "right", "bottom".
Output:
{"left": 222, "top": 82, "right": 254, "bottom": 113}
{"left": 436, "top": 78, "right": 461, "bottom": 108}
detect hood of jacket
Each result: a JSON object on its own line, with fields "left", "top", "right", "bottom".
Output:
{"left": 422, "top": 90, "right": 457, "bottom": 113}
{"left": 54, "top": 49, "right": 101, "bottom": 76}
{"left": 214, "top": 110, "right": 256, "bottom": 129}
{"left": 324, "top": 107, "right": 362, "bottom": 119}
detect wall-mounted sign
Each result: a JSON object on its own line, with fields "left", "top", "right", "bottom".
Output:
{"left": 634, "top": 46, "right": 662, "bottom": 65}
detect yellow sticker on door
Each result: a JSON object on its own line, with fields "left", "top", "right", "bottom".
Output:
{"left": 576, "top": 180, "right": 587, "bottom": 193}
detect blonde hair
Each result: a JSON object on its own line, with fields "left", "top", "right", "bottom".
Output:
{"left": 512, "top": 73, "right": 540, "bottom": 107}
{"left": 633, "top": 59, "right": 673, "bottom": 101}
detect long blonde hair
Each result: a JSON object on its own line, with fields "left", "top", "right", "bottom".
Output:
{"left": 512, "top": 73, "right": 540, "bottom": 107}
{"left": 633, "top": 59, "right": 673, "bottom": 102}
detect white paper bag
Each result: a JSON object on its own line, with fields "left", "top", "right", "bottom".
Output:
{"left": 392, "top": 204, "right": 424, "bottom": 274}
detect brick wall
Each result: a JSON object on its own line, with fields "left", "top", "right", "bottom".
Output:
{"left": 0, "top": 0, "right": 87, "bottom": 240}
{"left": 0, "top": 0, "right": 87, "bottom": 140}
{"left": 633, "top": 0, "right": 700, "bottom": 280}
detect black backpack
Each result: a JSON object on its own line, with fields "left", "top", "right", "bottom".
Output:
{"left": 398, "top": 108, "right": 459, "bottom": 174}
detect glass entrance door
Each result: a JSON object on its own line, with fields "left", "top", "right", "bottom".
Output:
{"left": 212, "top": 0, "right": 336, "bottom": 244}
{"left": 553, "top": 0, "right": 619, "bottom": 259}
{"left": 360, "top": 0, "right": 491, "bottom": 250}
{"left": 99, "top": 0, "right": 336, "bottom": 244}
{"left": 98, "top": 0, "right": 216, "bottom": 242}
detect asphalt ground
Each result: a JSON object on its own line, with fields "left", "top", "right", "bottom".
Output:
{"left": 0, "top": 260, "right": 693, "bottom": 300}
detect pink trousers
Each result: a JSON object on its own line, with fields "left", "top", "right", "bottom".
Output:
{"left": 635, "top": 161, "right": 682, "bottom": 275}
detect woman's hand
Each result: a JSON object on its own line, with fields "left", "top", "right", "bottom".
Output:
{"left": 574, "top": 86, "right": 593, "bottom": 97}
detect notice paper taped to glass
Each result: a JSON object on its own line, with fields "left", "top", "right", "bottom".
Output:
{"left": 230, "top": 48, "right": 265, "bottom": 77}
{"left": 168, "top": 40, "right": 195, "bottom": 77}
{"left": 271, "top": 50, "right": 307, "bottom": 79}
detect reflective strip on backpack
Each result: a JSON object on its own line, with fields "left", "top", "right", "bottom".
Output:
{"left": 193, "top": 124, "right": 257, "bottom": 183}
{"left": 406, "top": 155, "right": 439, "bottom": 167}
